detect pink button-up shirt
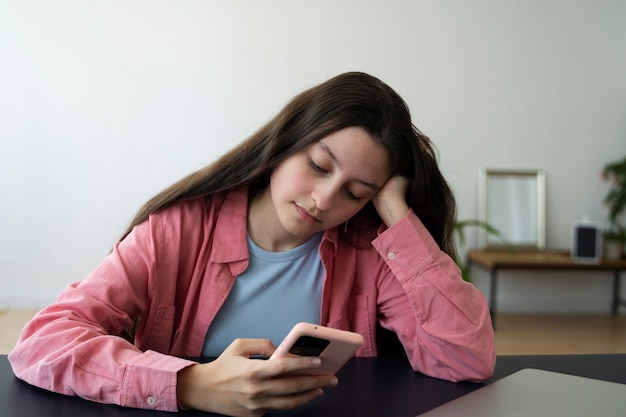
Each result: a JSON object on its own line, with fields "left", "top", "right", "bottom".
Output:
{"left": 9, "top": 188, "right": 495, "bottom": 412}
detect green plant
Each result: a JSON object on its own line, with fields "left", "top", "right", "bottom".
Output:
{"left": 603, "top": 228, "right": 626, "bottom": 241}
{"left": 454, "top": 219, "right": 506, "bottom": 281}
{"left": 602, "top": 156, "right": 626, "bottom": 243}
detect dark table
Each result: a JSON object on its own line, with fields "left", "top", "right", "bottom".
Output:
{"left": 1, "top": 354, "right": 625, "bottom": 416}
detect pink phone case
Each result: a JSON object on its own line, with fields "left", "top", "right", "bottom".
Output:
{"left": 270, "top": 323, "right": 364, "bottom": 375}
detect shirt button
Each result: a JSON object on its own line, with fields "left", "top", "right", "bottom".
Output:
{"left": 147, "top": 396, "right": 157, "bottom": 406}
{"left": 387, "top": 251, "right": 396, "bottom": 260}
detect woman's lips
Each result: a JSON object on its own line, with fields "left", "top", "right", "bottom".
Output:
{"left": 295, "top": 204, "right": 321, "bottom": 224}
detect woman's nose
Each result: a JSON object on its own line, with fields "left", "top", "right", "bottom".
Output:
{"left": 311, "top": 184, "right": 336, "bottom": 211}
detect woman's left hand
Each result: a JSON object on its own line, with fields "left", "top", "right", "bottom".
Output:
{"left": 371, "top": 175, "right": 411, "bottom": 227}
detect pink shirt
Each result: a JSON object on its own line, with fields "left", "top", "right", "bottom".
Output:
{"left": 9, "top": 188, "right": 495, "bottom": 412}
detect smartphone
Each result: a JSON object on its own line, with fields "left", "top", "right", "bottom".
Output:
{"left": 269, "top": 322, "right": 364, "bottom": 375}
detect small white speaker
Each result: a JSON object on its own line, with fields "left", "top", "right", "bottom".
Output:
{"left": 571, "top": 220, "right": 603, "bottom": 263}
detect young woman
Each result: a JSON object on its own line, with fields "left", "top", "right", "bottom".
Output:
{"left": 9, "top": 72, "right": 495, "bottom": 417}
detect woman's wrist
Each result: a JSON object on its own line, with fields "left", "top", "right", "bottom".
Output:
{"left": 376, "top": 200, "right": 410, "bottom": 227}
{"left": 176, "top": 364, "right": 201, "bottom": 411}
{"left": 372, "top": 176, "right": 411, "bottom": 227}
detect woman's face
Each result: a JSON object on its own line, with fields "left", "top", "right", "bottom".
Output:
{"left": 267, "top": 126, "right": 392, "bottom": 244}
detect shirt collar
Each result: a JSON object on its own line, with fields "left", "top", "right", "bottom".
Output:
{"left": 212, "top": 188, "right": 250, "bottom": 269}
{"left": 212, "top": 187, "right": 340, "bottom": 266}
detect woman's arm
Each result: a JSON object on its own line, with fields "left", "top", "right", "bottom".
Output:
{"left": 371, "top": 176, "right": 496, "bottom": 382}
{"left": 8, "top": 217, "right": 196, "bottom": 411}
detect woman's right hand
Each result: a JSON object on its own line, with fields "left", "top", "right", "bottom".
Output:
{"left": 176, "top": 338, "right": 338, "bottom": 417}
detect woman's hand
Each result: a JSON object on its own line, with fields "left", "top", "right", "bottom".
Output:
{"left": 176, "top": 338, "right": 338, "bottom": 417}
{"left": 372, "top": 175, "right": 411, "bottom": 227}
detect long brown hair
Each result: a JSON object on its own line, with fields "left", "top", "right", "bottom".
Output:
{"left": 120, "top": 72, "right": 457, "bottom": 258}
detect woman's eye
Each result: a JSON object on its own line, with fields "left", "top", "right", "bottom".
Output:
{"left": 344, "top": 187, "right": 363, "bottom": 202}
{"left": 307, "top": 157, "right": 327, "bottom": 173}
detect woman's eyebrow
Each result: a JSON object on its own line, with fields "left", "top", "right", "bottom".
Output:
{"left": 318, "top": 142, "right": 339, "bottom": 163}
{"left": 317, "top": 142, "right": 381, "bottom": 191}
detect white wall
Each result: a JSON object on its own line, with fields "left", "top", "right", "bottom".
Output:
{"left": 1, "top": 0, "right": 625, "bottom": 312}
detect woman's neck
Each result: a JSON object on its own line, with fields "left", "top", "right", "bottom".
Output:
{"left": 247, "top": 188, "right": 311, "bottom": 252}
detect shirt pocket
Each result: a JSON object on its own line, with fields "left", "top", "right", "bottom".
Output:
{"left": 326, "top": 294, "right": 374, "bottom": 356}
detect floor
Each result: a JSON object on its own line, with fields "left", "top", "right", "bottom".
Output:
{"left": 1, "top": 309, "right": 625, "bottom": 355}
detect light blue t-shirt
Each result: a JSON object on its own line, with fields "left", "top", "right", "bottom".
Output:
{"left": 202, "top": 232, "right": 324, "bottom": 357}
